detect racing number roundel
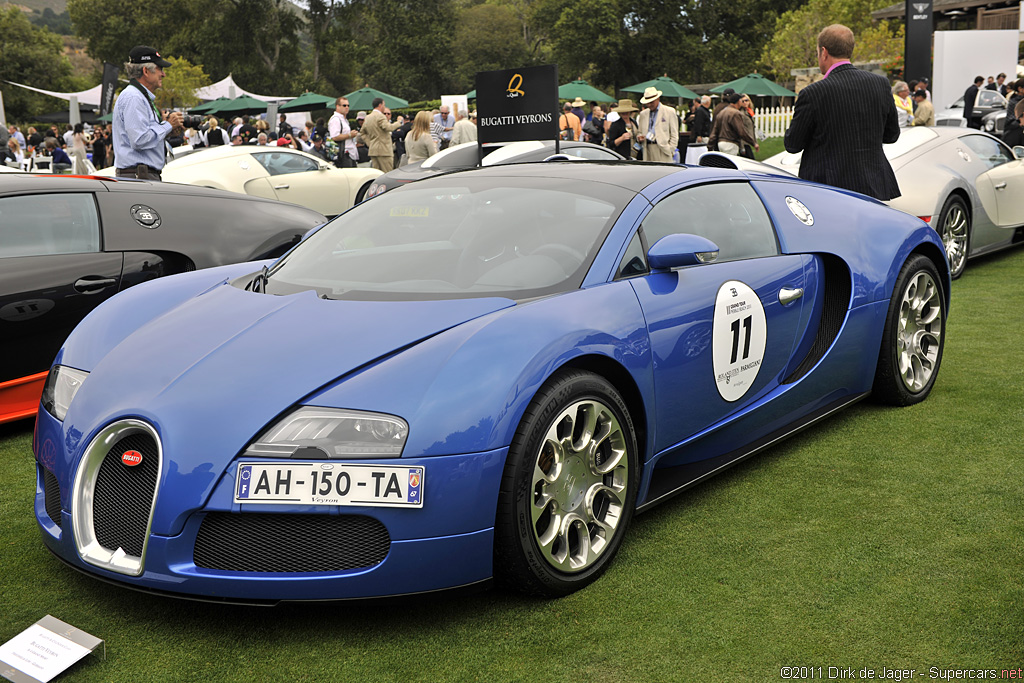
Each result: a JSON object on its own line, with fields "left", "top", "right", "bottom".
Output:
{"left": 712, "top": 280, "right": 767, "bottom": 402}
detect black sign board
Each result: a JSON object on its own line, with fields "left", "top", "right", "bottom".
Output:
{"left": 100, "top": 62, "right": 119, "bottom": 116}
{"left": 904, "top": 0, "right": 932, "bottom": 84}
{"left": 475, "top": 64, "right": 558, "bottom": 145}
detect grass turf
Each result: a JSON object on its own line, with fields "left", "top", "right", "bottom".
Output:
{"left": 1, "top": 247, "right": 1022, "bottom": 682}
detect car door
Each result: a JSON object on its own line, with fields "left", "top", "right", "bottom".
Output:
{"left": 0, "top": 193, "right": 122, "bottom": 383}
{"left": 975, "top": 89, "right": 1006, "bottom": 118}
{"left": 251, "top": 150, "right": 348, "bottom": 216}
{"left": 959, "top": 133, "right": 1024, "bottom": 227}
{"left": 622, "top": 181, "right": 813, "bottom": 457}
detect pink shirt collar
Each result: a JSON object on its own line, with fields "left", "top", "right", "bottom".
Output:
{"left": 824, "top": 60, "right": 851, "bottom": 78}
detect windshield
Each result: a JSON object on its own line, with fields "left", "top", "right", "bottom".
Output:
{"left": 260, "top": 175, "right": 632, "bottom": 300}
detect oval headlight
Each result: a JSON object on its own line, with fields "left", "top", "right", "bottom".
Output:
{"left": 40, "top": 365, "right": 89, "bottom": 422}
{"left": 244, "top": 407, "right": 408, "bottom": 459}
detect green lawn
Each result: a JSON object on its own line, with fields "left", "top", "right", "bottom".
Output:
{"left": 2, "top": 247, "right": 1023, "bottom": 682}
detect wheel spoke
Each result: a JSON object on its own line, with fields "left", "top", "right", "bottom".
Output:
{"left": 529, "top": 397, "right": 631, "bottom": 574}
{"left": 896, "top": 270, "right": 943, "bottom": 393}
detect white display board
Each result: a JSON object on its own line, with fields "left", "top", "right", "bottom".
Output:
{"left": 933, "top": 30, "right": 1020, "bottom": 110}
{"left": 440, "top": 95, "right": 470, "bottom": 119}
{"left": 0, "top": 615, "right": 102, "bottom": 683}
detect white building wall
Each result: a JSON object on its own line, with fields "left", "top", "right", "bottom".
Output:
{"left": 933, "top": 30, "right": 1020, "bottom": 110}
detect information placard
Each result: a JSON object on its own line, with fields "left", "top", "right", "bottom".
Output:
{"left": 475, "top": 64, "right": 558, "bottom": 144}
{"left": 1, "top": 615, "right": 103, "bottom": 683}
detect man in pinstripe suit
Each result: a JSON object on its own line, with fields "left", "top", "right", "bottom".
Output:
{"left": 784, "top": 24, "right": 901, "bottom": 201}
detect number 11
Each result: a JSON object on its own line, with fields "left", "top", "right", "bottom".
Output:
{"left": 730, "top": 316, "right": 752, "bottom": 364}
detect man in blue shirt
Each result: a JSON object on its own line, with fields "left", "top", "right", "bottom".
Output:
{"left": 432, "top": 106, "right": 455, "bottom": 150}
{"left": 112, "top": 45, "right": 183, "bottom": 180}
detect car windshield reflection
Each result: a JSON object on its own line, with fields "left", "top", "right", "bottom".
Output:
{"left": 261, "top": 177, "right": 631, "bottom": 301}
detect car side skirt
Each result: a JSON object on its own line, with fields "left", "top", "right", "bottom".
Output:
{"left": 637, "top": 391, "right": 868, "bottom": 513}
{"left": 0, "top": 371, "right": 47, "bottom": 424}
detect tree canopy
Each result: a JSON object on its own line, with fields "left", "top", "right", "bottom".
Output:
{"left": 31, "top": 0, "right": 910, "bottom": 112}
{"left": 0, "top": 7, "right": 75, "bottom": 121}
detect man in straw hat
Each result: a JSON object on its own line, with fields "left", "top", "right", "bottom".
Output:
{"left": 636, "top": 86, "right": 679, "bottom": 163}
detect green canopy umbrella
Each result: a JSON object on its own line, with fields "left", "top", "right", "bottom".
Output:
{"left": 710, "top": 73, "right": 796, "bottom": 97}
{"left": 207, "top": 94, "right": 269, "bottom": 116}
{"left": 189, "top": 96, "right": 231, "bottom": 114}
{"left": 557, "top": 79, "right": 615, "bottom": 104}
{"left": 343, "top": 86, "right": 409, "bottom": 111}
{"left": 278, "top": 91, "right": 336, "bottom": 113}
{"left": 465, "top": 89, "right": 476, "bottom": 99}
{"left": 621, "top": 75, "right": 699, "bottom": 101}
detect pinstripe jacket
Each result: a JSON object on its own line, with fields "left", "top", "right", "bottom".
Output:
{"left": 784, "top": 64, "right": 901, "bottom": 200}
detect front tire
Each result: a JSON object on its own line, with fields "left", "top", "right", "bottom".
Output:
{"left": 937, "top": 195, "right": 970, "bottom": 279}
{"left": 873, "top": 254, "right": 945, "bottom": 406}
{"left": 495, "top": 370, "right": 638, "bottom": 597}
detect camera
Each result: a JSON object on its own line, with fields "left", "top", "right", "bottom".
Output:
{"left": 182, "top": 114, "right": 204, "bottom": 129}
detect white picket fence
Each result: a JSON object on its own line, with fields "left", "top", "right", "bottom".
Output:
{"left": 754, "top": 106, "right": 794, "bottom": 138}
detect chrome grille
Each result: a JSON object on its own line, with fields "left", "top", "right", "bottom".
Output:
{"left": 92, "top": 432, "right": 160, "bottom": 557}
{"left": 193, "top": 513, "right": 391, "bottom": 573}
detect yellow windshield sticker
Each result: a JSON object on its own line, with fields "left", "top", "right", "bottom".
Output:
{"left": 389, "top": 206, "right": 429, "bottom": 218}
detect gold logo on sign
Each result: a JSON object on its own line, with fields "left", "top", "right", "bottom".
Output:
{"left": 507, "top": 73, "right": 525, "bottom": 99}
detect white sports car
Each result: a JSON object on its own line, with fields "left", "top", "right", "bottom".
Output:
{"left": 761, "top": 127, "right": 1024, "bottom": 279}
{"left": 101, "top": 145, "right": 381, "bottom": 218}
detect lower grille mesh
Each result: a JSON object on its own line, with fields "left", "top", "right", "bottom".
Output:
{"left": 193, "top": 513, "right": 391, "bottom": 573}
{"left": 43, "top": 468, "right": 62, "bottom": 528}
{"left": 92, "top": 433, "right": 160, "bottom": 557}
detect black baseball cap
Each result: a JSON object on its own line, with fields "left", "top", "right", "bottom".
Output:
{"left": 128, "top": 46, "right": 171, "bottom": 68}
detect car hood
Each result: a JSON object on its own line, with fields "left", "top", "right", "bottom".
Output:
{"left": 63, "top": 284, "right": 514, "bottom": 529}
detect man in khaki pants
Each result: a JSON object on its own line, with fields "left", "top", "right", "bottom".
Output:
{"left": 635, "top": 87, "right": 679, "bottom": 163}
{"left": 360, "top": 97, "right": 402, "bottom": 172}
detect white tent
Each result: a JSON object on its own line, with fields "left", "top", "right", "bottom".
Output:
{"left": 2, "top": 80, "right": 103, "bottom": 107}
{"left": 3, "top": 74, "right": 293, "bottom": 107}
{"left": 193, "top": 75, "right": 292, "bottom": 103}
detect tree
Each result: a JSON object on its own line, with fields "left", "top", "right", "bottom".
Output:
{"left": 155, "top": 57, "right": 211, "bottom": 109}
{"left": 453, "top": 4, "right": 530, "bottom": 90}
{"left": 760, "top": 0, "right": 893, "bottom": 79}
{"left": 550, "top": 0, "right": 630, "bottom": 92}
{"left": 67, "top": 0, "right": 184, "bottom": 67}
{"left": 349, "top": 0, "right": 458, "bottom": 100}
{"left": 0, "top": 7, "right": 75, "bottom": 121}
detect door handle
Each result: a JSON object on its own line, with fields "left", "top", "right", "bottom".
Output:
{"left": 995, "top": 182, "right": 1007, "bottom": 190}
{"left": 273, "top": 184, "right": 290, "bottom": 190}
{"left": 779, "top": 287, "right": 803, "bottom": 306}
{"left": 74, "top": 277, "right": 117, "bottom": 293}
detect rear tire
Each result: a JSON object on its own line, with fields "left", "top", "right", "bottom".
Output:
{"left": 873, "top": 254, "right": 945, "bottom": 406}
{"left": 495, "top": 369, "right": 638, "bottom": 597}
{"left": 937, "top": 195, "right": 970, "bottom": 279}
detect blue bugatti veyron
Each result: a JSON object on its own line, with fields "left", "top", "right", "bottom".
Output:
{"left": 33, "top": 161, "right": 949, "bottom": 602}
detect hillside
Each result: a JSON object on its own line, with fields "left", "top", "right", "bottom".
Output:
{"left": 3, "top": 0, "right": 66, "bottom": 13}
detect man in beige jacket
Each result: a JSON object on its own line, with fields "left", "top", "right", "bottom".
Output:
{"left": 360, "top": 97, "right": 402, "bottom": 172}
{"left": 636, "top": 87, "right": 679, "bottom": 162}
{"left": 911, "top": 90, "right": 935, "bottom": 127}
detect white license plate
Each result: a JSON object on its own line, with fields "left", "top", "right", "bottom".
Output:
{"left": 235, "top": 462, "right": 424, "bottom": 508}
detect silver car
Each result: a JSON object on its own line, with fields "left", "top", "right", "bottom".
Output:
{"left": 935, "top": 90, "right": 1008, "bottom": 127}
{"left": 760, "top": 127, "right": 1024, "bottom": 278}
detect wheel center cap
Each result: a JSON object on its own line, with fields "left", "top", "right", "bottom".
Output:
{"left": 560, "top": 455, "right": 586, "bottom": 511}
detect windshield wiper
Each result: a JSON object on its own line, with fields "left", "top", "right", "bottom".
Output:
{"left": 246, "top": 265, "right": 270, "bottom": 293}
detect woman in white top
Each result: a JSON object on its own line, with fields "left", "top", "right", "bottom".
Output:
{"left": 71, "top": 123, "right": 88, "bottom": 174}
{"left": 4, "top": 138, "right": 24, "bottom": 167}
{"left": 404, "top": 111, "right": 437, "bottom": 165}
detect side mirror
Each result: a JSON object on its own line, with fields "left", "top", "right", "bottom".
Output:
{"left": 648, "top": 233, "right": 720, "bottom": 270}
{"left": 1013, "top": 146, "right": 1024, "bottom": 160}
{"left": 319, "top": 163, "right": 332, "bottom": 171}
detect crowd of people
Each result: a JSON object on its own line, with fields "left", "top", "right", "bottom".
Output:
{"left": 4, "top": 61, "right": 1022, "bottom": 177}
{"left": 0, "top": 121, "right": 113, "bottom": 173}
